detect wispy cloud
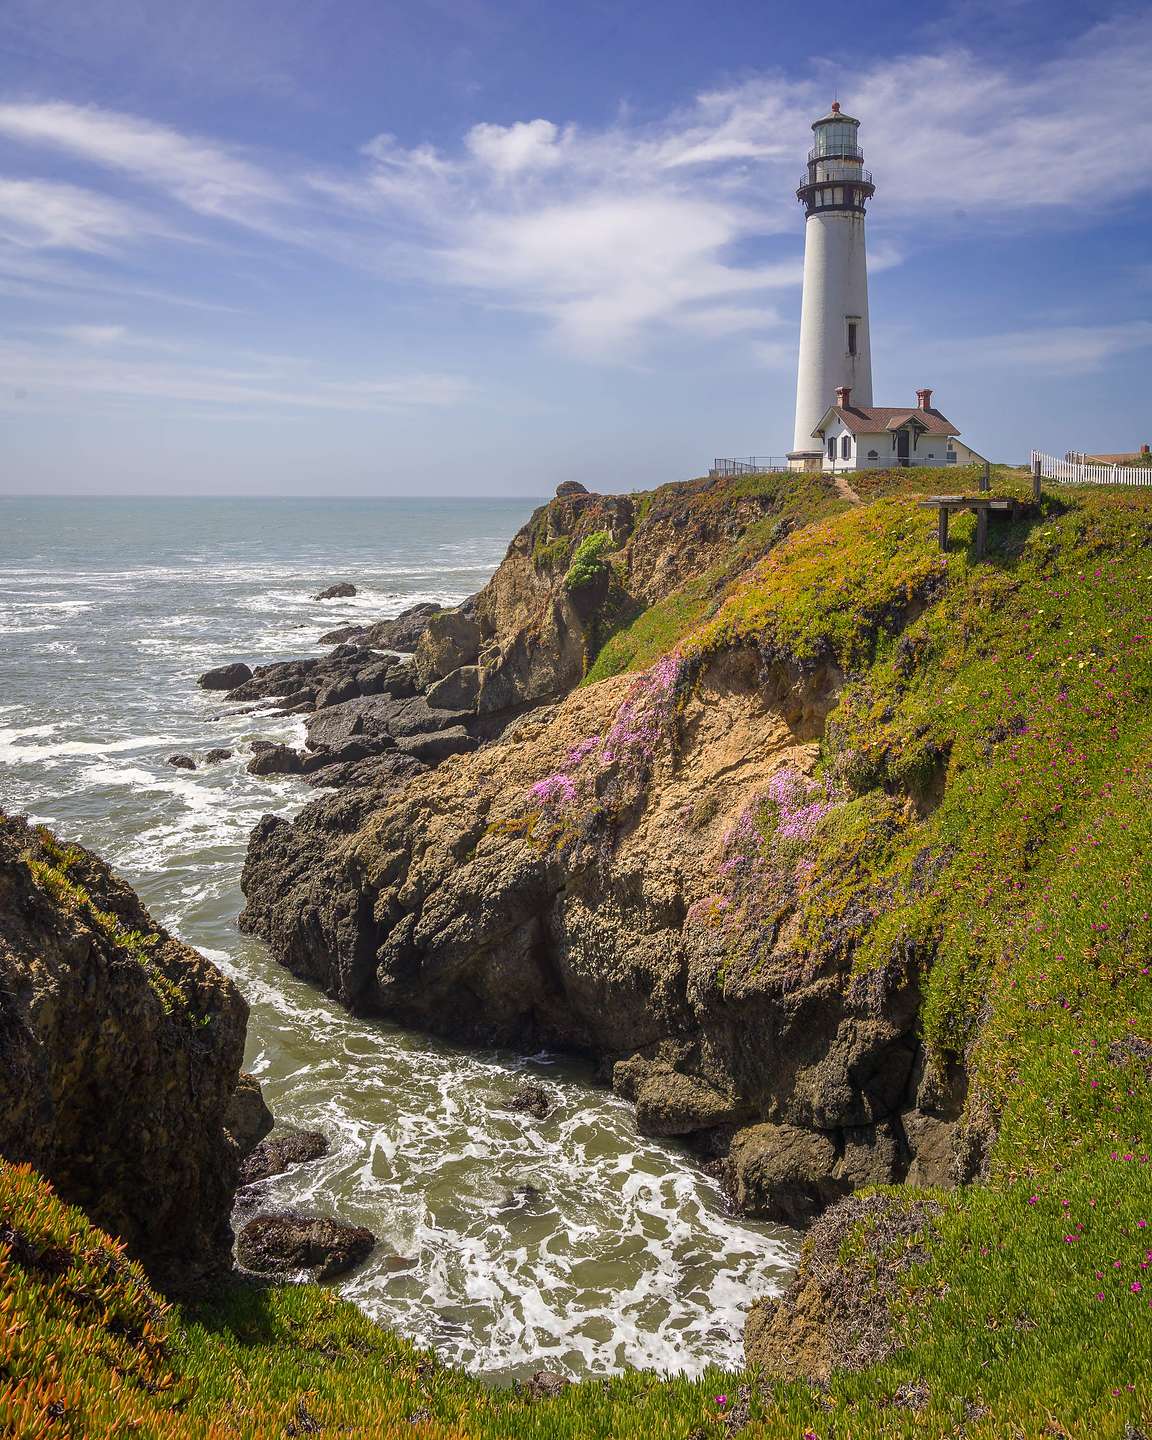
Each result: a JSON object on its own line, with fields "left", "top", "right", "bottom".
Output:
{"left": 919, "top": 321, "right": 1152, "bottom": 376}
{"left": 0, "top": 12, "right": 1149, "bottom": 358}
{"left": 0, "top": 339, "right": 474, "bottom": 413}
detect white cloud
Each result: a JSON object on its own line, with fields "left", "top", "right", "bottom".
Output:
{"left": 56, "top": 324, "right": 128, "bottom": 344}
{"left": 0, "top": 177, "right": 143, "bottom": 251}
{"left": 0, "top": 102, "right": 284, "bottom": 216}
{"left": 466, "top": 119, "right": 566, "bottom": 175}
{"left": 1, "top": 12, "right": 1149, "bottom": 359}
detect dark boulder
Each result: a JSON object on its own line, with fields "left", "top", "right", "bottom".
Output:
{"left": 167, "top": 754, "right": 196, "bottom": 771}
{"left": 554, "top": 481, "right": 589, "bottom": 497}
{"left": 505, "top": 1083, "right": 552, "bottom": 1120}
{"left": 205, "top": 748, "right": 233, "bottom": 765}
{"left": 199, "top": 662, "right": 253, "bottom": 691}
{"left": 395, "top": 727, "right": 476, "bottom": 765}
{"left": 224, "top": 1073, "right": 274, "bottom": 1159}
{"left": 426, "top": 665, "right": 482, "bottom": 712}
{"left": 522, "top": 1371, "right": 571, "bottom": 1401}
{"left": 313, "top": 582, "right": 357, "bottom": 600}
{"left": 240, "top": 1127, "right": 329, "bottom": 1185}
{"left": 246, "top": 744, "right": 306, "bottom": 777}
{"left": 235, "top": 1211, "right": 375, "bottom": 1280}
{"left": 324, "top": 601, "right": 445, "bottom": 653}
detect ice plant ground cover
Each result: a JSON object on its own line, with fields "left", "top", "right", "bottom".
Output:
{"left": 7, "top": 468, "right": 1152, "bottom": 1437}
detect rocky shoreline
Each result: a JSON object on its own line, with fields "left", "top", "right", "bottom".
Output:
{"left": 212, "top": 478, "right": 978, "bottom": 1253}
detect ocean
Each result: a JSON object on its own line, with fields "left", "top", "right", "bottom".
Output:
{"left": 0, "top": 495, "right": 795, "bottom": 1380}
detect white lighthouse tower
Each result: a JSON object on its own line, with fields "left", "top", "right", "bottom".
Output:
{"left": 788, "top": 102, "right": 875, "bottom": 470}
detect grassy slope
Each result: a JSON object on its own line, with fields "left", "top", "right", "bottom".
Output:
{"left": 5, "top": 465, "right": 1151, "bottom": 1437}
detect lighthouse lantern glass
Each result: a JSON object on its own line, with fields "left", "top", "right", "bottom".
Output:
{"left": 814, "top": 121, "right": 858, "bottom": 157}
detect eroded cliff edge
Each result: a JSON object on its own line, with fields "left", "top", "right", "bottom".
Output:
{"left": 240, "top": 472, "right": 987, "bottom": 1227}
{"left": 0, "top": 812, "right": 248, "bottom": 1288}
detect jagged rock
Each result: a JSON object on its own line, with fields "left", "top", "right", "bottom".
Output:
{"left": 199, "top": 662, "right": 253, "bottom": 691}
{"left": 314, "top": 582, "right": 357, "bottom": 600}
{"left": 0, "top": 813, "right": 247, "bottom": 1289}
{"left": 205, "top": 748, "right": 233, "bottom": 764}
{"left": 727, "top": 1124, "right": 845, "bottom": 1224}
{"left": 247, "top": 744, "right": 306, "bottom": 777}
{"left": 626, "top": 1065, "right": 746, "bottom": 1137}
{"left": 167, "top": 754, "right": 196, "bottom": 771}
{"left": 320, "top": 601, "right": 447, "bottom": 653}
{"left": 395, "top": 727, "right": 476, "bottom": 765}
{"left": 414, "top": 609, "right": 482, "bottom": 687}
{"left": 505, "top": 1084, "right": 552, "bottom": 1120}
{"left": 522, "top": 1371, "right": 571, "bottom": 1401}
{"left": 555, "top": 481, "right": 589, "bottom": 497}
{"left": 227, "top": 659, "right": 320, "bottom": 704}
{"left": 239, "top": 1128, "right": 329, "bottom": 1185}
{"left": 426, "top": 665, "right": 482, "bottom": 712}
{"left": 235, "top": 1211, "right": 375, "bottom": 1280}
{"left": 224, "top": 1073, "right": 274, "bottom": 1159}
{"left": 305, "top": 694, "right": 469, "bottom": 750}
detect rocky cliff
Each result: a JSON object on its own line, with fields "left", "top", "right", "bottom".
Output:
{"left": 0, "top": 812, "right": 248, "bottom": 1289}
{"left": 239, "top": 473, "right": 975, "bottom": 1224}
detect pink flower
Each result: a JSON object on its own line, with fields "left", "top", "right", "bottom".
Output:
{"left": 715, "top": 1395, "right": 727, "bottom": 1407}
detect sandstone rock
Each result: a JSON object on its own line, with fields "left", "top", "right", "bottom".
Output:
{"left": 426, "top": 665, "right": 482, "bottom": 712}
{"left": 205, "top": 748, "right": 234, "bottom": 764}
{"left": 555, "top": 481, "right": 589, "bottom": 497}
{"left": 901, "top": 1108, "right": 960, "bottom": 1188}
{"left": 505, "top": 1083, "right": 552, "bottom": 1120}
{"left": 167, "top": 753, "right": 196, "bottom": 771}
{"left": 239, "top": 1128, "right": 329, "bottom": 1185}
{"left": 224, "top": 1073, "right": 274, "bottom": 1159}
{"left": 414, "top": 608, "right": 482, "bottom": 687}
{"left": 727, "top": 1123, "right": 846, "bottom": 1225}
{"left": 0, "top": 813, "right": 247, "bottom": 1289}
{"left": 314, "top": 582, "right": 357, "bottom": 600}
{"left": 235, "top": 1211, "right": 375, "bottom": 1280}
{"left": 632, "top": 1068, "right": 745, "bottom": 1137}
{"left": 199, "top": 662, "right": 253, "bottom": 691}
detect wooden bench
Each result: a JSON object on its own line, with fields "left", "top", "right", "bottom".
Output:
{"left": 918, "top": 495, "right": 1028, "bottom": 557}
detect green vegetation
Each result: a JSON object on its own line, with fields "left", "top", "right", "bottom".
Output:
{"left": 532, "top": 533, "right": 573, "bottom": 574}
{"left": 8, "top": 468, "right": 1152, "bottom": 1437}
{"left": 21, "top": 829, "right": 193, "bottom": 1019}
{"left": 0, "top": 1162, "right": 763, "bottom": 1439}
{"left": 563, "top": 530, "right": 614, "bottom": 591}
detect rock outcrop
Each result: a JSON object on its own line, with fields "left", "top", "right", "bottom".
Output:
{"left": 235, "top": 1211, "right": 376, "bottom": 1280}
{"left": 241, "top": 647, "right": 962, "bottom": 1222}
{"left": 0, "top": 813, "right": 248, "bottom": 1289}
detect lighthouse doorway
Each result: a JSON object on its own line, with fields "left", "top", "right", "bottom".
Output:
{"left": 896, "top": 430, "right": 910, "bottom": 466}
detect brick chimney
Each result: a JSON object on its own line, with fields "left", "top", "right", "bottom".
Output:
{"left": 916, "top": 387, "right": 933, "bottom": 411}
{"left": 1142, "top": 443, "right": 1150, "bottom": 456}
{"left": 835, "top": 385, "right": 851, "bottom": 408}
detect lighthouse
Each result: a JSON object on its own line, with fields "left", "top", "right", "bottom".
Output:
{"left": 787, "top": 102, "right": 875, "bottom": 470}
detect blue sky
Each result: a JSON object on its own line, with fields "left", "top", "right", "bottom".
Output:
{"left": 1, "top": 0, "right": 1149, "bottom": 495}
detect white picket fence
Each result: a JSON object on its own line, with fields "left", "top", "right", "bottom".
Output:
{"left": 1031, "top": 450, "right": 1152, "bottom": 487}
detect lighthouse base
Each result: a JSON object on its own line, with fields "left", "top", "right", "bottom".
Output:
{"left": 786, "top": 450, "right": 824, "bottom": 473}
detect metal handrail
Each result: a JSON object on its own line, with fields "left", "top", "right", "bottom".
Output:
{"left": 709, "top": 457, "right": 790, "bottom": 477}
{"left": 800, "top": 168, "right": 873, "bottom": 189}
{"left": 808, "top": 145, "right": 863, "bottom": 163}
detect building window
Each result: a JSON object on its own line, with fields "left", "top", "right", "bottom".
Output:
{"left": 841, "top": 434, "right": 851, "bottom": 459}
{"left": 827, "top": 437, "right": 836, "bottom": 460}
{"left": 847, "top": 320, "right": 858, "bottom": 356}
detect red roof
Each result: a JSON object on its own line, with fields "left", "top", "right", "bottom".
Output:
{"left": 816, "top": 404, "right": 960, "bottom": 438}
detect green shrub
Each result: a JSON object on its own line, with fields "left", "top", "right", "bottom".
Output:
{"left": 563, "top": 531, "right": 614, "bottom": 591}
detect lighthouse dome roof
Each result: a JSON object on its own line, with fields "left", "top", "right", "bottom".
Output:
{"left": 812, "top": 102, "right": 859, "bottom": 127}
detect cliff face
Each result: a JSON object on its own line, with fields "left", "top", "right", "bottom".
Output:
{"left": 0, "top": 813, "right": 248, "bottom": 1289}
{"left": 412, "top": 474, "right": 839, "bottom": 711}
